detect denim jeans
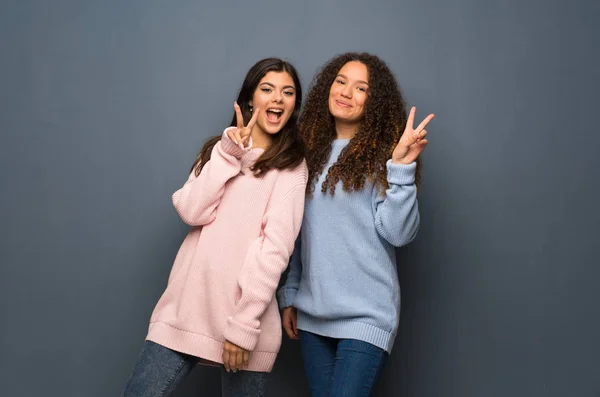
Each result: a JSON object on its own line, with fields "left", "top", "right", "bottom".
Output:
{"left": 121, "top": 341, "right": 268, "bottom": 397}
{"left": 299, "top": 331, "right": 388, "bottom": 397}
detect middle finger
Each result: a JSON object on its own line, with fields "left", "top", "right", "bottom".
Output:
{"left": 415, "top": 114, "right": 435, "bottom": 133}
{"left": 229, "top": 351, "right": 238, "bottom": 372}
{"left": 236, "top": 350, "right": 243, "bottom": 371}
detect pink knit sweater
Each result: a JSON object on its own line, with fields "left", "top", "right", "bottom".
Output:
{"left": 146, "top": 128, "right": 307, "bottom": 372}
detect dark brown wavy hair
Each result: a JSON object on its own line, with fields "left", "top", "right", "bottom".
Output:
{"left": 300, "top": 52, "right": 420, "bottom": 195}
{"left": 190, "top": 58, "right": 305, "bottom": 177}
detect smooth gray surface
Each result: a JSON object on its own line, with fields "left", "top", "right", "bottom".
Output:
{"left": 1, "top": 0, "right": 599, "bottom": 396}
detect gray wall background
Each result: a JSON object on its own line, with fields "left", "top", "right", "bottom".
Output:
{"left": 1, "top": 0, "right": 599, "bottom": 396}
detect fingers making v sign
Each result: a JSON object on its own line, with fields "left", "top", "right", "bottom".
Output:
{"left": 226, "top": 102, "right": 260, "bottom": 149}
{"left": 392, "top": 106, "right": 435, "bottom": 165}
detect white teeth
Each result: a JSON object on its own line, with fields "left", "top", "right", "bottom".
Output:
{"left": 267, "top": 109, "right": 283, "bottom": 113}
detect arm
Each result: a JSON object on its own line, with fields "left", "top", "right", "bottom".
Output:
{"left": 372, "top": 160, "right": 420, "bottom": 247}
{"left": 277, "top": 236, "right": 302, "bottom": 309}
{"left": 223, "top": 181, "right": 307, "bottom": 351}
{"left": 172, "top": 128, "right": 249, "bottom": 226}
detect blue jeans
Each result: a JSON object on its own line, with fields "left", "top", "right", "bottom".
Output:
{"left": 121, "top": 341, "right": 268, "bottom": 397}
{"left": 299, "top": 331, "right": 388, "bottom": 397}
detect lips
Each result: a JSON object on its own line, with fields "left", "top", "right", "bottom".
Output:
{"left": 335, "top": 100, "right": 351, "bottom": 108}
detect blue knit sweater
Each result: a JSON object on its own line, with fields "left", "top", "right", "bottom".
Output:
{"left": 277, "top": 139, "right": 420, "bottom": 352}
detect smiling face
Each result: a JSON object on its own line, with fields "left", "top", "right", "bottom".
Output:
{"left": 249, "top": 71, "right": 297, "bottom": 136}
{"left": 328, "top": 61, "right": 370, "bottom": 126}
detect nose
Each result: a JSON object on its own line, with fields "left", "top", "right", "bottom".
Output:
{"left": 272, "top": 90, "right": 284, "bottom": 103}
{"left": 341, "top": 85, "right": 352, "bottom": 99}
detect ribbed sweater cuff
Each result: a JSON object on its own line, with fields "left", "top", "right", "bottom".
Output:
{"left": 223, "top": 316, "right": 261, "bottom": 351}
{"left": 221, "top": 128, "right": 253, "bottom": 158}
{"left": 386, "top": 160, "right": 416, "bottom": 185}
{"left": 277, "top": 287, "right": 297, "bottom": 310}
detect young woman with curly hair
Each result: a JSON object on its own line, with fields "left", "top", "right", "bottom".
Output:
{"left": 121, "top": 58, "right": 308, "bottom": 397}
{"left": 278, "top": 52, "right": 434, "bottom": 396}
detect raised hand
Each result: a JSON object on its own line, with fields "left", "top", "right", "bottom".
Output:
{"left": 392, "top": 107, "right": 435, "bottom": 165}
{"left": 226, "top": 102, "right": 260, "bottom": 148}
{"left": 222, "top": 340, "right": 249, "bottom": 372}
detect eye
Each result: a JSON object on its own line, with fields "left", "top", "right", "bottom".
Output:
{"left": 357, "top": 86, "right": 367, "bottom": 92}
{"left": 336, "top": 79, "right": 345, "bottom": 85}
{"left": 261, "top": 87, "right": 272, "bottom": 93}
{"left": 284, "top": 91, "right": 295, "bottom": 97}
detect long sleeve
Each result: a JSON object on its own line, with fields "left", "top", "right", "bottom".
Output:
{"left": 277, "top": 236, "right": 302, "bottom": 309}
{"left": 372, "top": 160, "right": 420, "bottom": 247}
{"left": 172, "top": 128, "right": 250, "bottom": 226}
{"left": 223, "top": 179, "right": 307, "bottom": 351}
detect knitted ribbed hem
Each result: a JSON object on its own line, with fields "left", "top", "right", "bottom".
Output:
{"left": 146, "top": 321, "right": 277, "bottom": 372}
{"left": 223, "top": 317, "right": 261, "bottom": 351}
{"left": 297, "top": 311, "right": 396, "bottom": 353}
{"left": 386, "top": 160, "right": 416, "bottom": 185}
{"left": 276, "top": 287, "right": 296, "bottom": 310}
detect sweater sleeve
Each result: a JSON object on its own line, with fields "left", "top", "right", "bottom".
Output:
{"left": 172, "top": 128, "right": 250, "bottom": 226}
{"left": 223, "top": 176, "right": 307, "bottom": 351}
{"left": 277, "top": 236, "right": 302, "bottom": 309}
{"left": 372, "top": 160, "right": 420, "bottom": 247}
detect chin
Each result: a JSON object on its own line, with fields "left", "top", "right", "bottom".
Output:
{"left": 329, "top": 107, "right": 349, "bottom": 121}
{"left": 330, "top": 110, "right": 344, "bottom": 120}
{"left": 332, "top": 113, "right": 354, "bottom": 123}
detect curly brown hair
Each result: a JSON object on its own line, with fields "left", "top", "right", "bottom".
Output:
{"left": 300, "top": 52, "right": 420, "bottom": 195}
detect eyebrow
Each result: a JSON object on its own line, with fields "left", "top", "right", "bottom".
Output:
{"left": 260, "top": 82, "right": 296, "bottom": 90}
{"left": 337, "top": 74, "right": 369, "bottom": 86}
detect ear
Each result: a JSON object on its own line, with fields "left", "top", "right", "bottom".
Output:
{"left": 248, "top": 100, "right": 253, "bottom": 107}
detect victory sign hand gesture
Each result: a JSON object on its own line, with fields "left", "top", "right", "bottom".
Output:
{"left": 392, "top": 107, "right": 435, "bottom": 164}
{"left": 226, "top": 102, "right": 260, "bottom": 148}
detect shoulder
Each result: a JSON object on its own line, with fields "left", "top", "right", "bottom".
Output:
{"left": 263, "top": 160, "right": 308, "bottom": 205}
{"left": 274, "top": 159, "right": 308, "bottom": 186}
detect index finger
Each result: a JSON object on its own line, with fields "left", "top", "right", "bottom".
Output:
{"left": 246, "top": 107, "right": 260, "bottom": 130}
{"left": 234, "top": 102, "right": 244, "bottom": 129}
{"left": 415, "top": 113, "right": 435, "bottom": 132}
{"left": 223, "top": 350, "right": 230, "bottom": 372}
{"left": 407, "top": 106, "right": 416, "bottom": 130}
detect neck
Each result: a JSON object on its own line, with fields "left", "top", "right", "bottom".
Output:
{"left": 334, "top": 119, "right": 359, "bottom": 139}
{"left": 251, "top": 125, "right": 272, "bottom": 149}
